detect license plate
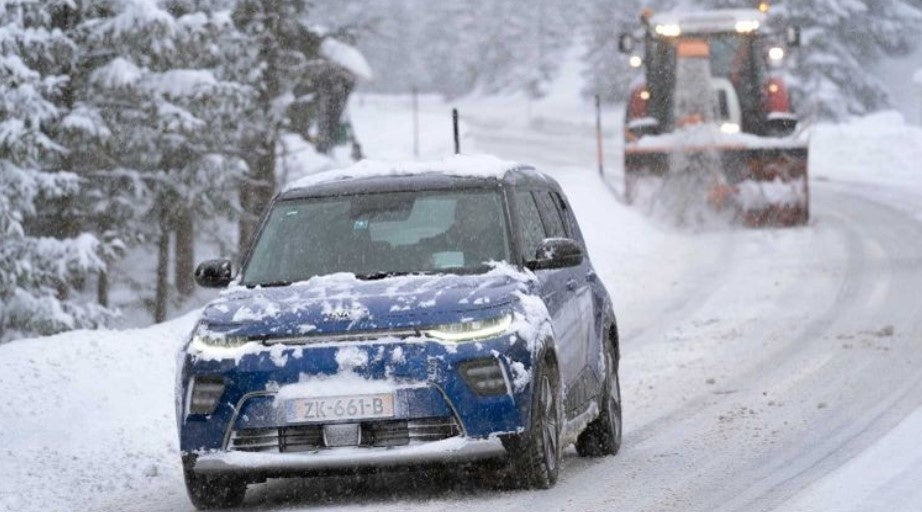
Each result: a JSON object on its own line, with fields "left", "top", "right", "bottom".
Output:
{"left": 285, "top": 393, "right": 395, "bottom": 423}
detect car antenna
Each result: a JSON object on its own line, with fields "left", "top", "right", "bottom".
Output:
{"left": 452, "top": 108, "right": 460, "bottom": 154}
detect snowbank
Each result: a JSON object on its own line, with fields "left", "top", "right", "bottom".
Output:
{"left": 0, "top": 312, "right": 198, "bottom": 512}
{"left": 810, "top": 111, "right": 922, "bottom": 187}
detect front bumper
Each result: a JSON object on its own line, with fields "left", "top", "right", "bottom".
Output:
{"left": 177, "top": 335, "right": 535, "bottom": 469}
{"left": 192, "top": 437, "right": 506, "bottom": 475}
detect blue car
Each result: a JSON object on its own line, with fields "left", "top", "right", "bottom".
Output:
{"left": 176, "top": 156, "right": 622, "bottom": 509}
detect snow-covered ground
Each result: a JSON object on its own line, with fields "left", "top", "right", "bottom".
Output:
{"left": 3, "top": 81, "right": 922, "bottom": 512}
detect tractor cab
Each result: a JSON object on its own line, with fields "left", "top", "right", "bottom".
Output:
{"left": 620, "top": 8, "right": 801, "bottom": 140}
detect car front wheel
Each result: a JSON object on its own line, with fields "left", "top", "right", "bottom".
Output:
{"left": 576, "top": 341, "right": 622, "bottom": 457}
{"left": 504, "top": 357, "right": 561, "bottom": 489}
{"left": 184, "top": 468, "right": 247, "bottom": 510}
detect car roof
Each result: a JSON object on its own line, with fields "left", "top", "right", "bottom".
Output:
{"left": 279, "top": 154, "right": 560, "bottom": 200}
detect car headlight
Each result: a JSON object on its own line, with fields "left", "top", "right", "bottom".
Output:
{"left": 424, "top": 314, "right": 513, "bottom": 343}
{"left": 190, "top": 323, "right": 250, "bottom": 348}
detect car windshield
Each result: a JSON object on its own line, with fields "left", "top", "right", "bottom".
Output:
{"left": 242, "top": 189, "right": 511, "bottom": 286}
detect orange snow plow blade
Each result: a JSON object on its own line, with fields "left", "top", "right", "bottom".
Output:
{"left": 623, "top": 144, "right": 809, "bottom": 227}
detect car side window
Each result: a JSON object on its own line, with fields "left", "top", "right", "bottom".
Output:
{"left": 551, "top": 191, "right": 583, "bottom": 245}
{"left": 515, "top": 190, "right": 547, "bottom": 261}
{"left": 535, "top": 191, "right": 567, "bottom": 239}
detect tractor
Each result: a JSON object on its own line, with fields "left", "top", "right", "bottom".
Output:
{"left": 619, "top": 3, "right": 809, "bottom": 226}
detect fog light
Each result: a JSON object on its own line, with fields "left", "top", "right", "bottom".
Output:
{"left": 188, "top": 376, "right": 225, "bottom": 415}
{"left": 460, "top": 358, "right": 510, "bottom": 396}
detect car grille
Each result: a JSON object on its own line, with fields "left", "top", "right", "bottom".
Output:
{"left": 229, "top": 417, "right": 461, "bottom": 453}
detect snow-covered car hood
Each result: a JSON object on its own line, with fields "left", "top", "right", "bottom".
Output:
{"left": 199, "top": 271, "right": 527, "bottom": 339}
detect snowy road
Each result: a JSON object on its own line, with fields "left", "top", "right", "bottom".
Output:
{"left": 3, "top": 97, "right": 922, "bottom": 512}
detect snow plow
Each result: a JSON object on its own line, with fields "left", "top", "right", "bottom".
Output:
{"left": 619, "top": 4, "right": 809, "bottom": 226}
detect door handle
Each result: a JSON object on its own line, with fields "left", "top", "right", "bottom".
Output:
{"left": 567, "top": 278, "right": 578, "bottom": 291}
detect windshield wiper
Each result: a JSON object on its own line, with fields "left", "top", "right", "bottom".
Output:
{"left": 245, "top": 280, "right": 292, "bottom": 288}
{"left": 355, "top": 271, "right": 405, "bottom": 280}
{"left": 356, "top": 270, "right": 436, "bottom": 281}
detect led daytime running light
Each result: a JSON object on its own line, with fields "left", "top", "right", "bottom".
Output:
{"left": 425, "top": 314, "right": 513, "bottom": 343}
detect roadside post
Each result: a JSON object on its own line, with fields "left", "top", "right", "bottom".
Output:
{"left": 453, "top": 108, "right": 460, "bottom": 154}
{"left": 595, "top": 94, "right": 604, "bottom": 176}
{"left": 914, "top": 69, "right": 922, "bottom": 125}
{"left": 412, "top": 86, "right": 420, "bottom": 157}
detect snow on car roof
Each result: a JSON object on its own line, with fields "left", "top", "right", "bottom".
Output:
{"left": 650, "top": 9, "right": 766, "bottom": 34}
{"left": 284, "top": 154, "right": 533, "bottom": 191}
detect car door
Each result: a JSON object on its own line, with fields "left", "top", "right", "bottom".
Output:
{"left": 534, "top": 189, "right": 596, "bottom": 414}
{"left": 549, "top": 190, "right": 602, "bottom": 391}
{"left": 513, "top": 189, "right": 582, "bottom": 405}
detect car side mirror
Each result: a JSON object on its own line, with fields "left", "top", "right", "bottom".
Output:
{"left": 786, "top": 26, "right": 801, "bottom": 48}
{"left": 194, "top": 259, "right": 234, "bottom": 288}
{"left": 530, "top": 238, "right": 583, "bottom": 270}
{"left": 618, "top": 33, "right": 635, "bottom": 54}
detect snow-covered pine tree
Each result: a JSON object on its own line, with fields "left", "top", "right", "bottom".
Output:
{"left": 0, "top": 0, "right": 112, "bottom": 341}
{"left": 773, "top": 0, "right": 922, "bottom": 119}
{"left": 71, "top": 0, "right": 247, "bottom": 320}
{"left": 162, "top": 1, "right": 250, "bottom": 296}
{"left": 226, "top": 0, "right": 312, "bottom": 254}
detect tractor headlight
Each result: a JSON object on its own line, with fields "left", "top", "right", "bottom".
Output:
{"left": 768, "top": 46, "right": 785, "bottom": 61}
{"left": 655, "top": 23, "right": 681, "bottom": 37}
{"left": 424, "top": 314, "right": 513, "bottom": 343}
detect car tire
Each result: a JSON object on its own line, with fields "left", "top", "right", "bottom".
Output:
{"left": 576, "top": 341, "right": 622, "bottom": 457}
{"left": 504, "top": 357, "right": 561, "bottom": 490}
{"left": 184, "top": 468, "right": 247, "bottom": 510}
